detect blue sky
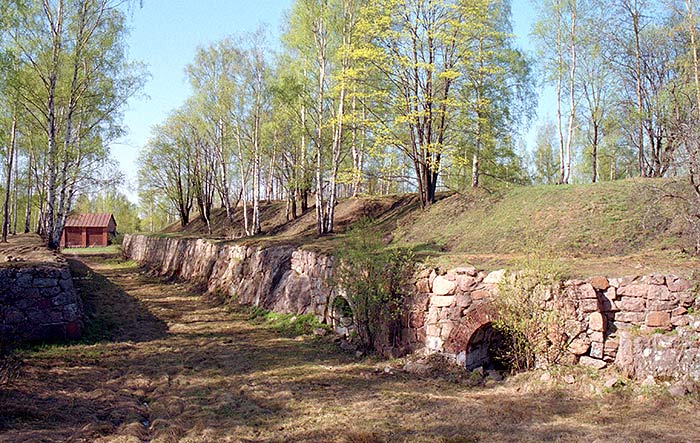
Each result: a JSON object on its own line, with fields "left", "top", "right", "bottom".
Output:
{"left": 113, "top": 0, "right": 542, "bottom": 201}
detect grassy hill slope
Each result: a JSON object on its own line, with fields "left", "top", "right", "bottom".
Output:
{"left": 162, "top": 178, "right": 699, "bottom": 277}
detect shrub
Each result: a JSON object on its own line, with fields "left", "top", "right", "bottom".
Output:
{"left": 493, "top": 253, "right": 573, "bottom": 371}
{"left": 334, "top": 218, "right": 416, "bottom": 353}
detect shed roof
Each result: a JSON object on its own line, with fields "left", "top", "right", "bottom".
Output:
{"left": 65, "top": 213, "right": 116, "bottom": 228}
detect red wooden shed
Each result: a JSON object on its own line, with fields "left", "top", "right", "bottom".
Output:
{"left": 61, "top": 213, "right": 117, "bottom": 248}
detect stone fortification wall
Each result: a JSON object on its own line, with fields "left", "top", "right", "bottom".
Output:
{"left": 0, "top": 262, "right": 82, "bottom": 344}
{"left": 122, "top": 235, "right": 335, "bottom": 322}
{"left": 123, "top": 234, "right": 699, "bottom": 381}
{"left": 408, "top": 269, "right": 700, "bottom": 381}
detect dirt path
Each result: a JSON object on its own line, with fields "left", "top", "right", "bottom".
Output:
{"left": 1, "top": 253, "right": 699, "bottom": 443}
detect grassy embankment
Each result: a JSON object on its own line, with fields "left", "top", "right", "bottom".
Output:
{"left": 156, "top": 178, "right": 698, "bottom": 278}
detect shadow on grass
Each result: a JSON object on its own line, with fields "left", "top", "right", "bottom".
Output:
{"left": 68, "top": 257, "right": 169, "bottom": 344}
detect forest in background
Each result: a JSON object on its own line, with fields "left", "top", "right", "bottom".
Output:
{"left": 1, "top": 0, "right": 700, "bottom": 250}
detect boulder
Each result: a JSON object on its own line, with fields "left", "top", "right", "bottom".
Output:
{"left": 483, "top": 269, "right": 505, "bottom": 285}
{"left": 432, "top": 276, "right": 456, "bottom": 295}
{"left": 568, "top": 337, "right": 591, "bottom": 355}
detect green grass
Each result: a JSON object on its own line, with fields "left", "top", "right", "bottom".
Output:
{"left": 63, "top": 244, "right": 121, "bottom": 255}
{"left": 146, "top": 177, "right": 699, "bottom": 278}
{"left": 394, "top": 178, "right": 687, "bottom": 257}
{"left": 246, "top": 306, "right": 330, "bottom": 337}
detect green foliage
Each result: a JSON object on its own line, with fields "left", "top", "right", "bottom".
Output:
{"left": 247, "top": 307, "right": 328, "bottom": 337}
{"left": 334, "top": 217, "right": 416, "bottom": 353}
{"left": 73, "top": 189, "right": 141, "bottom": 234}
{"left": 493, "top": 251, "right": 572, "bottom": 371}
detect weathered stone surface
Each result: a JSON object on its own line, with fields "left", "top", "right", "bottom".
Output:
{"left": 588, "top": 312, "right": 606, "bottom": 332}
{"left": 590, "top": 277, "right": 610, "bottom": 291}
{"left": 432, "top": 276, "right": 456, "bottom": 296}
{"left": 457, "top": 276, "right": 478, "bottom": 292}
{"left": 617, "top": 284, "right": 650, "bottom": 298}
{"left": 617, "top": 331, "right": 700, "bottom": 382}
{"left": 568, "top": 337, "right": 591, "bottom": 355}
{"left": 577, "top": 283, "right": 598, "bottom": 299}
{"left": 590, "top": 341, "right": 605, "bottom": 359}
{"left": 579, "top": 356, "right": 607, "bottom": 370}
{"left": 647, "top": 285, "right": 671, "bottom": 301}
{"left": 0, "top": 262, "right": 82, "bottom": 344}
{"left": 454, "top": 293, "right": 472, "bottom": 308}
{"left": 672, "top": 307, "right": 688, "bottom": 317}
{"left": 667, "top": 276, "right": 692, "bottom": 293}
{"left": 430, "top": 296, "right": 455, "bottom": 308}
{"left": 471, "top": 290, "right": 491, "bottom": 301}
{"left": 615, "top": 311, "right": 646, "bottom": 323}
{"left": 618, "top": 297, "right": 646, "bottom": 312}
{"left": 646, "top": 311, "right": 671, "bottom": 329}
{"left": 647, "top": 300, "right": 676, "bottom": 311}
{"left": 603, "top": 339, "right": 620, "bottom": 360}
{"left": 415, "top": 278, "right": 431, "bottom": 294}
{"left": 672, "top": 315, "right": 690, "bottom": 327}
{"left": 483, "top": 269, "right": 505, "bottom": 285}
{"left": 579, "top": 298, "right": 600, "bottom": 313}
{"left": 641, "top": 275, "right": 666, "bottom": 285}
{"left": 454, "top": 266, "right": 478, "bottom": 276}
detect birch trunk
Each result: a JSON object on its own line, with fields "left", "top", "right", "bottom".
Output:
{"left": 2, "top": 115, "right": 17, "bottom": 243}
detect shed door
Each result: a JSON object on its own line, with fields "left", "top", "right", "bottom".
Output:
{"left": 65, "top": 228, "right": 83, "bottom": 247}
{"left": 86, "top": 227, "right": 104, "bottom": 246}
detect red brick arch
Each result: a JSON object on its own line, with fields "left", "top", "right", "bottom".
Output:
{"left": 444, "top": 302, "right": 498, "bottom": 354}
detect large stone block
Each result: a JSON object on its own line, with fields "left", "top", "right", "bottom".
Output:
{"left": 590, "top": 276, "right": 610, "bottom": 291}
{"left": 615, "top": 311, "right": 646, "bottom": 324}
{"left": 646, "top": 311, "right": 671, "bottom": 329}
{"left": 432, "top": 276, "right": 456, "bottom": 295}
{"left": 667, "top": 276, "right": 692, "bottom": 293}
{"left": 579, "top": 356, "right": 607, "bottom": 370}
{"left": 483, "top": 269, "right": 505, "bottom": 285}
{"left": 588, "top": 312, "right": 606, "bottom": 332}
{"left": 430, "top": 295, "right": 455, "bottom": 308}
{"left": 568, "top": 337, "right": 590, "bottom": 355}
{"left": 617, "top": 284, "right": 650, "bottom": 298}
{"left": 454, "top": 293, "right": 472, "bottom": 308}
{"left": 618, "top": 297, "right": 646, "bottom": 312}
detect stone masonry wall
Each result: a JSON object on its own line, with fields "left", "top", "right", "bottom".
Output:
{"left": 408, "top": 270, "right": 700, "bottom": 381}
{"left": 123, "top": 234, "right": 700, "bottom": 381}
{"left": 122, "top": 235, "right": 335, "bottom": 323}
{"left": 0, "top": 262, "right": 83, "bottom": 344}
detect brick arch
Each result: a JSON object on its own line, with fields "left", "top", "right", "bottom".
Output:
{"left": 443, "top": 302, "right": 498, "bottom": 355}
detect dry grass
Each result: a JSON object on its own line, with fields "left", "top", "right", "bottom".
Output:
{"left": 0, "top": 234, "right": 62, "bottom": 267}
{"left": 1, "top": 251, "right": 698, "bottom": 443}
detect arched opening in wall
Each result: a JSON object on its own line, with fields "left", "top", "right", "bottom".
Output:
{"left": 330, "top": 296, "right": 355, "bottom": 338}
{"left": 464, "top": 322, "right": 514, "bottom": 372}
